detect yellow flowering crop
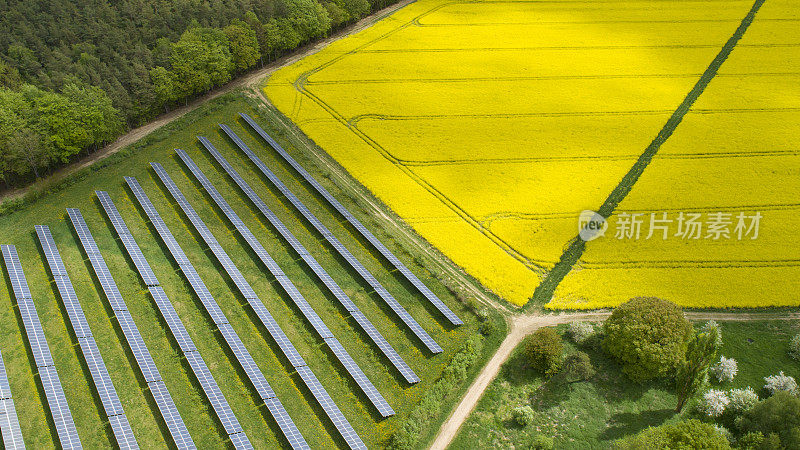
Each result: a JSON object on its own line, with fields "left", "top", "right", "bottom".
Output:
{"left": 552, "top": 4, "right": 800, "bottom": 309}
{"left": 265, "top": 0, "right": 792, "bottom": 308}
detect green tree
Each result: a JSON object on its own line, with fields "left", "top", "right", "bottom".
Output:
{"left": 562, "top": 351, "right": 595, "bottom": 382}
{"left": 603, "top": 297, "right": 692, "bottom": 382}
{"left": 6, "top": 128, "right": 50, "bottom": 178}
{"left": 224, "top": 19, "right": 260, "bottom": 72}
{"left": 170, "top": 26, "right": 233, "bottom": 100}
{"left": 149, "top": 66, "right": 177, "bottom": 111}
{"left": 614, "top": 419, "right": 731, "bottom": 450}
{"left": 737, "top": 392, "right": 800, "bottom": 449}
{"left": 675, "top": 323, "right": 722, "bottom": 412}
{"left": 285, "top": 0, "right": 332, "bottom": 41}
{"left": 523, "top": 327, "right": 563, "bottom": 376}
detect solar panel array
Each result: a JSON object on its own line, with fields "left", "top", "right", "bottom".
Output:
{"left": 124, "top": 175, "right": 310, "bottom": 450}
{"left": 239, "top": 113, "right": 463, "bottom": 326}
{"left": 0, "top": 245, "right": 82, "bottom": 449}
{"left": 195, "top": 137, "right": 420, "bottom": 385}
{"left": 94, "top": 192, "right": 252, "bottom": 449}
{"left": 35, "top": 226, "right": 139, "bottom": 449}
{"left": 220, "top": 125, "right": 442, "bottom": 354}
{"left": 155, "top": 160, "right": 393, "bottom": 423}
{"left": 0, "top": 350, "right": 25, "bottom": 449}
{"left": 66, "top": 208, "right": 196, "bottom": 449}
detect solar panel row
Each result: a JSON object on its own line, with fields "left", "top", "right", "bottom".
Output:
{"left": 239, "top": 113, "right": 463, "bottom": 326}
{"left": 195, "top": 138, "right": 420, "bottom": 384}
{"left": 126, "top": 174, "right": 309, "bottom": 450}
{"left": 174, "top": 150, "right": 395, "bottom": 418}
{"left": 96, "top": 190, "right": 252, "bottom": 450}
{"left": 220, "top": 124, "right": 442, "bottom": 354}
{"left": 67, "top": 208, "right": 195, "bottom": 449}
{"left": 0, "top": 350, "right": 25, "bottom": 449}
{"left": 37, "top": 226, "right": 139, "bottom": 447}
{"left": 1, "top": 245, "right": 82, "bottom": 449}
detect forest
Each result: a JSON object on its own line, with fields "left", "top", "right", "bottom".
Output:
{"left": 0, "top": 0, "right": 387, "bottom": 188}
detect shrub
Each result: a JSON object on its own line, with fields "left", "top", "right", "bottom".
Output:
{"left": 763, "top": 372, "right": 798, "bottom": 396}
{"left": 529, "top": 434, "right": 554, "bottom": 450}
{"left": 790, "top": 334, "right": 800, "bottom": 361}
{"left": 728, "top": 387, "right": 759, "bottom": 413}
{"left": 511, "top": 405, "right": 535, "bottom": 427}
{"left": 613, "top": 419, "right": 731, "bottom": 449}
{"left": 603, "top": 297, "right": 692, "bottom": 382}
{"left": 710, "top": 356, "right": 738, "bottom": 383}
{"left": 698, "top": 389, "right": 730, "bottom": 418}
{"left": 522, "top": 327, "right": 563, "bottom": 376}
{"left": 476, "top": 308, "right": 490, "bottom": 322}
{"left": 562, "top": 351, "right": 595, "bottom": 382}
{"left": 737, "top": 392, "right": 800, "bottom": 449}
{"left": 479, "top": 319, "right": 495, "bottom": 336}
{"left": 567, "top": 322, "right": 595, "bottom": 344}
{"left": 388, "top": 335, "right": 484, "bottom": 449}
{"left": 712, "top": 425, "right": 732, "bottom": 444}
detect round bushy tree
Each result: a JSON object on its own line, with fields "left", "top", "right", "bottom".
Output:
{"left": 737, "top": 392, "right": 800, "bottom": 449}
{"left": 603, "top": 297, "right": 692, "bottom": 382}
{"left": 614, "top": 419, "right": 731, "bottom": 449}
{"left": 523, "top": 327, "right": 563, "bottom": 376}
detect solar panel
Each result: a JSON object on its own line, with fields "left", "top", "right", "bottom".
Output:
{"left": 147, "top": 287, "right": 197, "bottom": 353}
{"left": 196, "top": 138, "right": 418, "bottom": 383}
{"left": 0, "top": 397, "right": 25, "bottom": 450}
{"left": 220, "top": 125, "right": 441, "bottom": 354}
{"left": 100, "top": 188, "right": 252, "bottom": 447}
{"left": 0, "top": 351, "right": 25, "bottom": 450}
{"left": 178, "top": 150, "right": 391, "bottom": 404}
{"left": 294, "top": 366, "right": 366, "bottom": 450}
{"left": 108, "top": 413, "right": 138, "bottom": 450}
{"left": 148, "top": 381, "right": 195, "bottom": 449}
{"left": 182, "top": 351, "right": 246, "bottom": 438}
{"left": 174, "top": 150, "right": 388, "bottom": 430}
{"left": 67, "top": 209, "right": 195, "bottom": 448}
{"left": 239, "top": 113, "right": 463, "bottom": 326}
{"left": 349, "top": 310, "right": 420, "bottom": 384}
{"left": 35, "top": 226, "right": 140, "bottom": 447}
{"left": 132, "top": 169, "right": 310, "bottom": 448}
{"left": 324, "top": 337, "right": 394, "bottom": 417}
{"left": 36, "top": 361, "right": 82, "bottom": 449}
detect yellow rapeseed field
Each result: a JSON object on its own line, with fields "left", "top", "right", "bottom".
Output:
{"left": 266, "top": 0, "right": 797, "bottom": 308}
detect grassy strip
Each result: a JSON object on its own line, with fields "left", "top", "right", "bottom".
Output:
{"left": 529, "top": 0, "right": 766, "bottom": 309}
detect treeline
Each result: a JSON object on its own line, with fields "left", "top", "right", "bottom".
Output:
{"left": 0, "top": 0, "right": 385, "bottom": 188}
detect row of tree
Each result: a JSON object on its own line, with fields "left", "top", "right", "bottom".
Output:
{"left": 0, "top": 0, "right": 386, "bottom": 187}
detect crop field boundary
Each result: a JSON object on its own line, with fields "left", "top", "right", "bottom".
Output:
{"left": 529, "top": 0, "right": 768, "bottom": 309}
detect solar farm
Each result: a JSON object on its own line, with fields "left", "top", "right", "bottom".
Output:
{"left": 0, "top": 98, "right": 489, "bottom": 448}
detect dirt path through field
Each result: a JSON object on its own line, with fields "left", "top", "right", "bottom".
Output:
{"left": 430, "top": 309, "right": 800, "bottom": 450}
{"left": 0, "top": 0, "right": 415, "bottom": 203}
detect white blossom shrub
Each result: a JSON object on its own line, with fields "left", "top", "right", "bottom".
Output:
{"left": 728, "top": 387, "right": 759, "bottom": 413}
{"left": 701, "top": 320, "right": 723, "bottom": 347}
{"left": 710, "top": 356, "right": 738, "bottom": 383}
{"left": 764, "top": 372, "right": 798, "bottom": 396}
{"left": 567, "top": 322, "right": 595, "bottom": 344}
{"left": 790, "top": 334, "right": 800, "bottom": 361}
{"left": 698, "top": 389, "right": 730, "bottom": 417}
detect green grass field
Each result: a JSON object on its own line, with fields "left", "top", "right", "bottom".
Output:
{"left": 0, "top": 91, "right": 501, "bottom": 448}
{"left": 450, "top": 320, "right": 800, "bottom": 449}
